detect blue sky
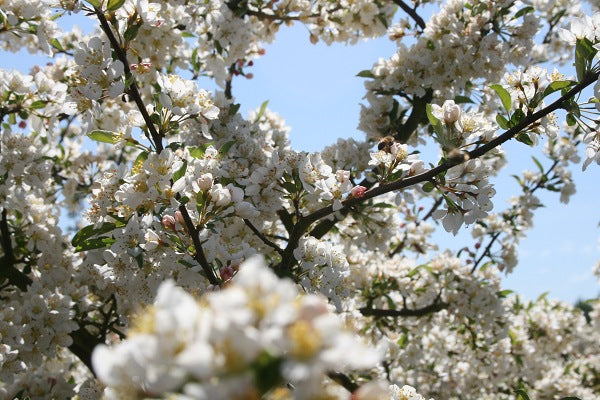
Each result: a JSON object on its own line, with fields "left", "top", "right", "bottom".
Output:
{"left": 2, "top": 10, "right": 598, "bottom": 303}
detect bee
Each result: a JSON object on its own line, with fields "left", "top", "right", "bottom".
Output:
{"left": 377, "top": 135, "right": 397, "bottom": 153}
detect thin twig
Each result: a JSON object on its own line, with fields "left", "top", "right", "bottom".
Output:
{"left": 94, "top": 9, "right": 163, "bottom": 153}
{"left": 178, "top": 205, "right": 220, "bottom": 285}
{"left": 243, "top": 219, "right": 284, "bottom": 255}
{"left": 392, "top": 0, "right": 426, "bottom": 30}
{"left": 277, "top": 71, "right": 599, "bottom": 277}
{"left": 359, "top": 301, "right": 448, "bottom": 317}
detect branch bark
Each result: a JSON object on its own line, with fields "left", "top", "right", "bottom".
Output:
{"left": 277, "top": 71, "right": 599, "bottom": 277}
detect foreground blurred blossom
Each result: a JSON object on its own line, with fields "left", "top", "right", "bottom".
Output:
{"left": 92, "top": 256, "right": 381, "bottom": 399}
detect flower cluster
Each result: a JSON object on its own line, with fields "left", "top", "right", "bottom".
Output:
{"left": 92, "top": 256, "right": 381, "bottom": 399}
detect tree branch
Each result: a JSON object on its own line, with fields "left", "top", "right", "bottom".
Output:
{"left": 278, "top": 71, "right": 599, "bottom": 277}
{"left": 391, "top": 0, "right": 426, "bottom": 31}
{"left": 359, "top": 300, "right": 448, "bottom": 318}
{"left": 94, "top": 9, "right": 163, "bottom": 153}
{"left": 243, "top": 219, "right": 284, "bottom": 255}
{"left": 178, "top": 205, "right": 220, "bottom": 285}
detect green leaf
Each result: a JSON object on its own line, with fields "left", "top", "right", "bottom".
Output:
{"left": 542, "top": 80, "right": 572, "bottom": 98}
{"left": 397, "top": 333, "right": 408, "bottom": 348}
{"left": 513, "top": 6, "right": 534, "bottom": 19}
{"left": 454, "top": 95, "right": 474, "bottom": 104}
{"left": 356, "top": 70, "right": 374, "bottom": 78}
{"left": 179, "top": 196, "right": 189, "bottom": 205}
{"left": 72, "top": 222, "right": 118, "bottom": 247}
{"left": 188, "top": 145, "right": 208, "bottom": 159}
{"left": 575, "top": 38, "right": 597, "bottom": 82}
{"left": 490, "top": 84, "right": 512, "bottom": 113}
{"left": 422, "top": 181, "right": 435, "bottom": 192}
{"left": 132, "top": 151, "right": 148, "bottom": 173}
{"left": 85, "top": 0, "right": 102, "bottom": 8}
{"left": 531, "top": 156, "right": 544, "bottom": 173}
{"left": 515, "top": 389, "right": 531, "bottom": 400}
{"left": 88, "top": 130, "right": 116, "bottom": 144}
{"left": 228, "top": 103, "right": 241, "bottom": 116}
{"left": 565, "top": 113, "right": 577, "bottom": 126}
{"left": 74, "top": 237, "right": 115, "bottom": 252}
{"left": 173, "top": 159, "right": 187, "bottom": 182}
{"left": 123, "top": 24, "right": 140, "bottom": 42}
{"left": 255, "top": 100, "right": 269, "bottom": 121}
{"left": 218, "top": 140, "right": 236, "bottom": 157}
{"left": 497, "top": 289, "right": 513, "bottom": 298}
{"left": 107, "top": 0, "right": 126, "bottom": 11}
{"left": 516, "top": 132, "right": 533, "bottom": 146}
{"left": 425, "top": 104, "right": 443, "bottom": 135}
{"left": 510, "top": 108, "right": 526, "bottom": 126}
{"left": 496, "top": 114, "right": 510, "bottom": 130}
{"left": 49, "top": 38, "right": 64, "bottom": 52}
{"left": 30, "top": 100, "right": 47, "bottom": 109}
{"left": 252, "top": 352, "right": 284, "bottom": 395}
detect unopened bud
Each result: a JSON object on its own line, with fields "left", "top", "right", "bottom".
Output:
{"left": 350, "top": 185, "right": 367, "bottom": 198}
{"left": 161, "top": 215, "right": 176, "bottom": 230}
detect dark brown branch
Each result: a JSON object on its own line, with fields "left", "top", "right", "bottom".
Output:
{"left": 277, "top": 71, "right": 599, "bottom": 277}
{"left": 178, "top": 205, "right": 220, "bottom": 285}
{"left": 328, "top": 371, "right": 359, "bottom": 393}
{"left": 94, "top": 9, "right": 163, "bottom": 153}
{"left": 0, "top": 209, "right": 32, "bottom": 291}
{"left": 225, "top": 63, "right": 236, "bottom": 100}
{"left": 392, "top": 0, "right": 426, "bottom": 30}
{"left": 359, "top": 301, "right": 448, "bottom": 318}
{"left": 471, "top": 231, "right": 501, "bottom": 273}
{"left": 243, "top": 219, "right": 284, "bottom": 255}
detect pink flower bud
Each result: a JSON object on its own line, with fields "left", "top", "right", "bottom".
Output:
{"left": 161, "top": 215, "right": 176, "bottom": 230}
{"left": 220, "top": 265, "right": 236, "bottom": 282}
{"left": 351, "top": 185, "right": 367, "bottom": 198}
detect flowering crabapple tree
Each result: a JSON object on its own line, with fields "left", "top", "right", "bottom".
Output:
{"left": 1, "top": 0, "right": 600, "bottom": 398}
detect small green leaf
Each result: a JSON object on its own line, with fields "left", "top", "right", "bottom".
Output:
{"left": 30, "top": 100, "right": 47, "bottom": 109}
{"left": 454, "top": 95, "right": 474, "bottom": 104}
{"left": 49, "top": 38, "right": 64, "bottom": 52}
{"left": 497, "top": 289, "right": 513, "bottom": 298}
{"left": 575, "top": 38, "right": 597, "bottom": 82}
{"left": 173, "top": 159, "right": 187, "bottom": 182}
{"left": 490, "top": 84, "right": 512, "bottom": 113}
{"left": 179, "top": 196, "right": 189, "bottom": 205}
{"left": 397, "top": 333, "right": 408, "bottom": 348}
{"left": 74, "top": 237, "right": 115, "bottom": 252}
{"left": 88, "top": 130, "right": 116, "bottom": 144}
{"left": 218, "top": 140, "right": 236, "bottom": 157}
{"left": 422, "top": 181, "right": 435, "bottom": 192}
{"left": 516, "top": 132, "right": 533, "bottom": 146}
{"left": 496, "top": 114, "right": 510, "bottom": 130}
{"left": 426, "top": 104, "right": 443, "bottom": 135}
{"left": 85, "top": 0, "right": 102, "bottom": 8}
{"left": 513, "top": 6, "right": 534, "bottom": 19}
{"left": 228, "top": 103, "right": 241, "bottom": 116}
{"left": 188, "top": 145, "right": 208, "bottom": 159}
{"left": 72, "top": 222, "right": 118, "bottom": 247}
{"left": 510, "top": 108, "right": 526, "bottom": 125}
{"left": 123, "top": 24, "right": 140, "bottom": 42}
{"left": 107, "top": 0, "right": 126, "bottom": 11}
{"left": 565, "top": 113, "right": 577, "bottom": 126}
{"left": 255, "top": 100, "right": 269, "bottom": 121}
{"left": 531, "top": 156, "right": 544, "bottom": 173}
{"left": 542, "top": 80, "right": 572, "bottom": 98}
{"left": 356, "top": 70, "right": 374, "bottom": 78}
{"left": 132, "top": 151, "right": 148, "bottom": 173}
{"left": 515, "top": 389, "right": 531, "bottom": 400}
